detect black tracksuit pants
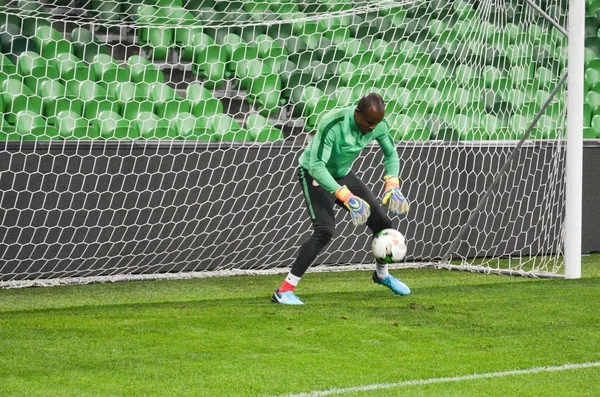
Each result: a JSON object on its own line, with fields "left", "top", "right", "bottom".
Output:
{"left": 290, "top": 167, "right": 392, "bottom": 278}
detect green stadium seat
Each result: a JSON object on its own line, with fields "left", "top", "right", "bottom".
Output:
{"left": 17, "top": 51, "right": 59, "bottom": 81}
{"left": 131, "top": 111, "right": 174, "bottom": 139}
{"left": 90, "top": 53, "right": 131, "bottom": 85}
{"left": 290, "top": 85, "right": 336, "bottom": 131}
{"left": 126, "top": 55, "right": 165, "bottom": 84}
{"left": 215, "top": 33, "right": 246, "bottom": 78}
{"left": 245, "top": 113, "right": 284, "bottom": 142}
{"left": 254, "top": 34, "right": 288, "bottom": 70}
{"left": 431, "top": 101, "right": 459, "bottom": 123}
{"left": 509, "top": 114, "right": 532, "bottom": 139}
{"left": 0, "top": 116, "right": 20, "bottom": 140}
{"left": 210, "top": 114, "right": 247, "bottom": 141}
{"left": 451, "top": 114, "right": 488, "bottom": 141}
{"left": 534, "top": 115, "right": 560, "bottom": 139}
{"left": 584, "top": 103, "right": 592, "bottom": 127}
{"left": 160, "top": 6, "right": 202, "bottom": 61}
{"left": 247, "top": 73, "right": 283, "bottom": 117}
{"left": 318, "top": 15, "right": 352, "bottom": 46}
{"left": 192, "top": 33, "right": 227, "bottom": 89}
{"left": 149, "top": 82, "right": 191, "bottom": 119}
{"left": 34, "top": 26, "right": 72, "bottom": 60}
{"left": 585, "top": 66, "right": 600, "bottom": 92}
{"left": 1, "top": 77, "right": 43, "bottom": 124}
{"left": 51, "top": 52, "right": 95, "bottom": 82}
{"left": 583, "top": 126, "right": 598, "bottom": 138}
{"left": 105, "top": 80, "right": 152, "bottom": 120}
{"left": 65, "top": 79, "right": 119, "bottom": 120}
{"left": 427, "top": 114, "right": 457, "bottom": 140}
{"left": 34, "top": 78, "right": 84, "bottom": 119}
{"left": 592, "top": 114, "right": 600, "bottom": 137}
{"left": 186, "top": 83, "right": 221, "bottom": 113}
{"left": 49, "top": 110, "right": 98, "bottom": 140}
{"left": 483, "top": 66, "right": 508, "bottom": 91}
{"left": 91, "top": 110, "right": 136, "bottom": 139}
{"left": 482, "top": 114, "right": 509, "bottom": 140}
{"left": 168, "top": 111, "right": 211, "bottom": 140}
{"left": 15, "top": 110, "right": 58, "bottom": 140}
{"left": 586, "top": 91, "right": 600, "bottom": 115}
{"left": 130, "top": 4, "right": 174, "bottom": 62}
{"left": 70, "top": 27, "right": 108, "bottom": 63}
{"left": 0, "top": 52, "right": 16, "bottom": 82}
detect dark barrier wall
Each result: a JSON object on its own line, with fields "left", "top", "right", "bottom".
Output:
{"left": 0, "top": 141, "right": 598, "bottom": 281}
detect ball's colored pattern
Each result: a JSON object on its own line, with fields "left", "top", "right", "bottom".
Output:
{"left": 372, "top": 229, "right": 407, "bottom": 263}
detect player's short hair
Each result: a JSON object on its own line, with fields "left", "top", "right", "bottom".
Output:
{"left": 357, "top": 93, "right": 385, "bottom": 114}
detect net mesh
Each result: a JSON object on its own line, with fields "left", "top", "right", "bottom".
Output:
{"left": 0, "top": 0, "right": 569, "bottom": 287}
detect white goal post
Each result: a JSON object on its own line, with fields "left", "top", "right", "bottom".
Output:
{"left": 0, "top": 0, "right": 582, "bottom": 288}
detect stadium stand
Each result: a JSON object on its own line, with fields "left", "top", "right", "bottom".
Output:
{"left": 0, "top": 0, "right": 591, "bottom": 141}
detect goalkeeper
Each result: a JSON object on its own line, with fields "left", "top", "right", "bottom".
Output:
{"left": 272, "top": 93, "right": 410, "bottom": 305}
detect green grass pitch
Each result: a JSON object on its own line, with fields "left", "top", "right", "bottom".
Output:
{"left": 1, "top": 255, "right": 600, "bottom": 397}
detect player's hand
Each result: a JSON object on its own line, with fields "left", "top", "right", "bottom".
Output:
{"left": 382, "top": 176, "right": 409, "bottom": 216}
{"left": 335, "top": 186, "right": 371, "bottom": 226}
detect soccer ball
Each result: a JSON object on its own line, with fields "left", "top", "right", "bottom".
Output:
{"left": 372, "top": 229, "right": 407, "bottom": 264}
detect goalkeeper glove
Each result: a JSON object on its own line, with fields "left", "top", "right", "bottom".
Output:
{"left": 335, "top": 186, "right": 371, "bottom": 226}
{"left": 382, "top": 176, "right": 409, "bottom": 216}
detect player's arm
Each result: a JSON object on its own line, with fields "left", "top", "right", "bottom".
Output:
{"left": 376, "top": 127, "right": 409, "bottom": 216}
{"left": 307, "top": 123, "right": 370, "bottom": 226}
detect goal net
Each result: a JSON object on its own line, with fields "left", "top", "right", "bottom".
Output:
{"left": 0, "top": 0, "right": 570, "bottom": 288}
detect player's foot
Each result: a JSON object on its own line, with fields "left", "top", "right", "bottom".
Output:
{"left": 372, "top": 271, "right": 411, "bottom": 296}
{"left": 271, "top": 290, "right": 304, "bottom": 305}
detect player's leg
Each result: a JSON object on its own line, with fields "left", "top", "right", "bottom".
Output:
{"left": 338, "top": 172, "right": 410, "bottom": 296}
{"left": 273, "top": 168, "right": 336, "bottom": 305}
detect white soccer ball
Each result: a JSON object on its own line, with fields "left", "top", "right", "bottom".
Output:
{"left": 372, "top": 229, "right": 407, "bottom": 264}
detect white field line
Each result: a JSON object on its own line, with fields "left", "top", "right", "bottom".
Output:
{"left": 272, "top": 362, "right": 600, "bottom": 397}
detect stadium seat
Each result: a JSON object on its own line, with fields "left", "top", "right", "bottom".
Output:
{"left": 149, "top": 82, "right": 191, "bottom": 119}
{"left": 254, "top": 34, "right": 288, "bottom": 70}
{"left": 91, "top": 110, "right": 136, "bottom": 139}
{"left": 49, "top": 110, "right": 98, "bottom": 140}
{"left": 130, "top": 4, "right": 174, "bottom": 62}
{"left": 34, "top": 26, "right": 72, "bottom": 60}
{"left": 431, "top": 101, "right": 459, "bottom": 124}
{"left": 130, "top": 111, "right": 173, "bottom": 139}
{"left": 169, "top": 111, "right": 212, "bottom": 140}
{"left": 1, "top": 77, "right": 43, "bottom": 124}
{"left": 90, "top": 54, "right": 131, "bottom": 86}
{"left": 126, "top": 55, "right": 165, "bottom": 84}
{"left": 35, "top": 78, "right": 84, "bottom": 119}
{"left": 17, "top": 51, "right": 59, "bottom": 81}
{"left": 426, "top": 114, "right": 457, "bottom": 140}
{"left": 451, "top": 114, "right": 488, "bottom": 141}
{"left": 290, "top": 85, "right": 336, "bottom": 131}
{"left": 65, "top": 79, "right": 119, "bottom": 120}
{"left": 584, "top": 103, "right": 592, "bottom": 127}
{"left": 51, "top": 52, "right": 95, "bottom": 82}
{"left": 216, "top": 33, "right": 246, "bottom": 77}
{"left": 591, "top": 114, "right": 600, "bottom": 137}
{"left": 192, "top": 33, "right": 227, "bottom": 89}
{"left": 586, "top": 91, "right": 600, "bottom": 115}
{"left": 210, "top": 114, "right": 247, "bottom": 141}
{"left": 246, "top": 73, "right": 283, "bottom": 117}
{"left": 15, "top": 110, "right": 58, "bottom": 140}
{"left": 186, "top": 83, "right": 223, "bottom": 117}
{"left": 70, "top": 27, "right": 108, "bottom": 63}
{"left": 583, "top": 126, "right": 598, "bottom": 138}
{"left": 245, "top": 113, "right": 284, "bottom": 142}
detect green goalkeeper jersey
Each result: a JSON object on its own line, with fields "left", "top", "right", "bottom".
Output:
{"left": 298, "top": 106, "right": 400, "bottom": 194}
